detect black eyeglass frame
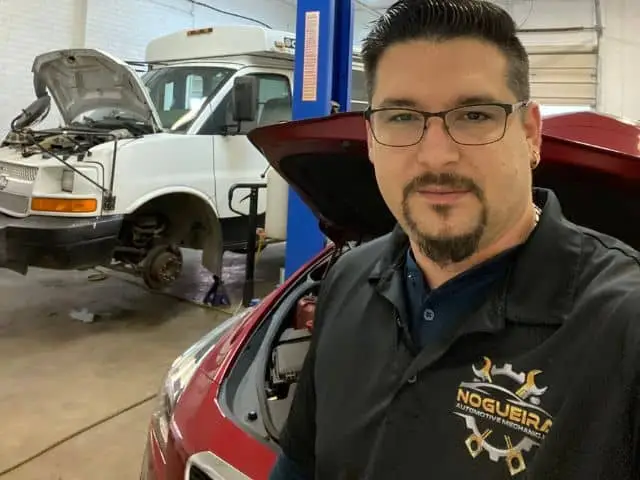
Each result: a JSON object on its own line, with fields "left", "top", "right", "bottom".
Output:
{"left": 363, "top": 101, "right": 530, "bottom": 147}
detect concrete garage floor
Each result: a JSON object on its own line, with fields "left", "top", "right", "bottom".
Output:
{"left": 0, "top": 244, "right": 285, "bottom": 480}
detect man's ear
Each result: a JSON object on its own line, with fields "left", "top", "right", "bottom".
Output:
{"left": 523, "top": 101, "right": 543, "bottom": 154}
{"left": 366, "top": 121, "right": 375, "bottom": 163}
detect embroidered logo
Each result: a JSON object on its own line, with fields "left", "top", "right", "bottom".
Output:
{"left": 453, "top": 357, "right": 553, "bottom": 476}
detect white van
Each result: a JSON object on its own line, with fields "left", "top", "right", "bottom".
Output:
{"left": 0, "top": 25, "right": 367, "bottom": 289}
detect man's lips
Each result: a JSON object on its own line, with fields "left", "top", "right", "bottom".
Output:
{"left": 418, "top": 188, "right": 469, "bottom": 194}
{"left": 415, "top": 188, "right": 471, "bottom": 202}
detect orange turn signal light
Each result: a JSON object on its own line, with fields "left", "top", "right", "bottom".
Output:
{"left": 31, "top": 197, "right": 97, "bottom": 213}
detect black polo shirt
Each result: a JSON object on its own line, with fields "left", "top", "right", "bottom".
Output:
{"left": 403, "top": 246, "right": 519, "bottom": 350}
{"left": 278, "top": 188, "right": 640, "bottom": 480}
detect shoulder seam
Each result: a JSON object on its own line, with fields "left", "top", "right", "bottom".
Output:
{"left": 582, "top": 230, "right": 640, "bottom": 269}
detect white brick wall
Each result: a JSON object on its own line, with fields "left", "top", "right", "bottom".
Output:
{"left": 0, "top": 0, "right": 77, "bottom": 131}
{"left": 0, "top": 0, "right": 638, "bottom": 131}
{"left": 0, "top": 0, "right": 297, "bottom": 132}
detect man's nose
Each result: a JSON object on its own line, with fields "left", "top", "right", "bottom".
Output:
{"left": 414, "top": 117, "right": 460, "bottom": 168}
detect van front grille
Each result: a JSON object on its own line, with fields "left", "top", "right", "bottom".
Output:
{"left": 0, "top": 192, "right": 29, "bottom": 215}
{"left": 0, "top": 162, "right": 37, "bottom": 182}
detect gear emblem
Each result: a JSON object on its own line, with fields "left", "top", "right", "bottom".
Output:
{"left": 454, "top": 357, "right": 553, "bottom": 476}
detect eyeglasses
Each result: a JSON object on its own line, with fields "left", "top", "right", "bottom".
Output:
{"left": 364, "top": 101, "right": 529, "bottom": 147}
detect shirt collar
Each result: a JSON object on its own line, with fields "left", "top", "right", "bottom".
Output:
{"left": 503, "top": 188, "right": 583, "bottom": 325}
{"left": 370, "top": 188, "right": 583, "bottom": 325}
{"left": 404, "top": 242, "right": 521, "bottom": 293}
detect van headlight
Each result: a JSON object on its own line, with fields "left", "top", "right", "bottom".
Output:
{"left": 150, "top": 308, "right": 254, "bottom": 452}
{"left": 61, "top": 169, "right": 75, "bottom": 192}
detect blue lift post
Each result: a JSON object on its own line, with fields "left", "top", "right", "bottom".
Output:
{"left": 284, "top": 0, "right": 355, "bottom": 278}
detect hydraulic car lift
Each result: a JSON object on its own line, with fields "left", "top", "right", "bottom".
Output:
{"left": 204, "top": 0, "right": 355, "bottom": 306}
{"left": 284, "top": 0, "right": 355, "bottom": 278}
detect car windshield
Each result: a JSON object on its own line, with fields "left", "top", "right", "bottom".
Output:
{"left": 142, "top": 66, "right": 234, "bottom": 131}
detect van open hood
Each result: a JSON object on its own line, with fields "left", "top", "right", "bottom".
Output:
{"left": 247, "top": 111, "right": 640, "bottom": 245}
{"left": 32, "top": 48, "right": 163, "bottom": 131}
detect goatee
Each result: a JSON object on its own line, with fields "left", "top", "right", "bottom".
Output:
{"left": 401, "top": 172, "right": 487, "bottom": 266}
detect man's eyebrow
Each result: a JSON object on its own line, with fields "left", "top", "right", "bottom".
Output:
{"left": 455, "top": 95, "right": 503, "bottom": 106}
{"left": 376, "top": 98, "right": 419, "bottom": 108}
{"left": 375, "top": 95, "right": 507, "bottom": 110}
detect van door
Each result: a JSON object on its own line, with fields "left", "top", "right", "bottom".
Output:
{"left": 195, "top": 67, "right": 293, "bottom": 246}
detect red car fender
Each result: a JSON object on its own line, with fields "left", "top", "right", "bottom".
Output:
{"left": 169, "top": 370, "right": 277, "bottom": 479}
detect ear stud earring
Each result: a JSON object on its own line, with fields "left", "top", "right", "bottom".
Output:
{"left": 530, "top": 150, "right": 540, "bottom": 170}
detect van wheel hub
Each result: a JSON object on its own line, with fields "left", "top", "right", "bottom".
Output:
{"left": 142, "top": 245, "right": 183, "bottom": 290}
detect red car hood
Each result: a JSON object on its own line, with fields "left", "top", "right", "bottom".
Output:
{"left": 247, "top": 111, "right": 640, "bottom": 246}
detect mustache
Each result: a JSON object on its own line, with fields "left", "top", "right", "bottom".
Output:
{"left": 403, "top": 172, "right": 483, "bottom": 199}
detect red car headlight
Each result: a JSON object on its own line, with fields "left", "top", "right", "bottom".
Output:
{"left": 150, "top": 358, "right": 197, "bottom": 453}
{"left": 149, "top": 308, "right": 254, "bottom": 453}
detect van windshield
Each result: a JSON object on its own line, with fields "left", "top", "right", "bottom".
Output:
{"left": 142, "top": 66, "right": 233, "bottom": 130}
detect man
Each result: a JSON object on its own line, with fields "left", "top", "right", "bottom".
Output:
{"left": 270, "top": 0, "right": 640, "bottom": 478}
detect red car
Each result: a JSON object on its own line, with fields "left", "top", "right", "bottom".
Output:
{"left": 140, "top": 110, "right": 640, "bottom": 480}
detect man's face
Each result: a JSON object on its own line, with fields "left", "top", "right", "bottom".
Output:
{"left": 367, "top": 38, "right": 542, "bottom": 265}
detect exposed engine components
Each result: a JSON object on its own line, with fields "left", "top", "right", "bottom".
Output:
{"left": 268, "top": 328, "right": 312, "bottom": 399}
{"left": 1, "top": 126, "right": 135, "bottom": 158}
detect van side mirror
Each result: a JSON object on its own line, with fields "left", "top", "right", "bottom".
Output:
{"left": 231, "top": 76, "right": 258, "bottom": 122}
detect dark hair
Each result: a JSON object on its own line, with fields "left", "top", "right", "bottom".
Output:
{"left": 361, "top": 0, "right": 530, "bottom": 102}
